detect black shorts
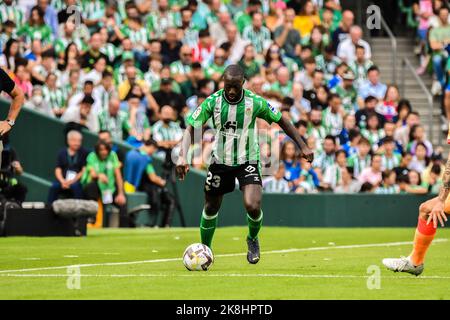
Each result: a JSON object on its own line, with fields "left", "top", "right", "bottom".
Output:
{"left": 204, "top": 162, "right": 262, "bottom": 195}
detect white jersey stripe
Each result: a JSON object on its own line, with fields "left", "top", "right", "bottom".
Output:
{"left": 238, "top": 97, "right": 253, "bottom": 164}
{"left": 224, "top": 104, "right": 237, "bottom": 165}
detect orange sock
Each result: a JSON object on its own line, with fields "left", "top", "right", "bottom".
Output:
{"left": 410, "top": 218, "right": 437, "bottom": 266}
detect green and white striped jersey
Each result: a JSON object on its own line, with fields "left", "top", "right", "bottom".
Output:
{"left": 381, "top": 153, "right": 402, "bottom": 171}
{"left": 375, "top": 184, "right": 400, "bottom": 194}
{"left": 0, "top": 3, "right": 25, "bottom": 28}
{"left": 152, "top": 120, "right": 183, "bottom": 143}
{"left": 187, "top": 89, "right": 282, "bottom": 166}
{"left": 42, "top": 86, "right": 66, "bottom": 110}
{"left": 263, "top": 177, "right": 290, "bottom": 193}
{"left": 347, "top": 153, "right": 371, "bottom": 177}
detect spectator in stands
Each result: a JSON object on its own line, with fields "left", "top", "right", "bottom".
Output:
{"left": 347, "top": 137, "right": 372, "bottom": 178}
{"left": 296, "top": 157, "right": 319, "bottom": 193}
{"left": 357, "top": 66, "right": 387, "bottom": 106}
{"left": 377, "top": 85, "right": 400, "bottom": 122}
{"left": 355, "top": 95, "right": 384, "bottom": 130}
{"left": 242, "top": 11, "right": 272, "bottom": 55}
{"left": 293, "top": 0, "right": 320, "bottom": 38}
{"left": 98, "top": 97, "right": 130, "bottom": 142}
{"left": 123, "top": 139, "right": 175, "bottom": 227}
{"left": 375, "top": 170, "right": 400, "bottom": 194}
{"left": 82, "top": 140, "right": 127, "bottom": 227}
{"left": 62, "top": 95, "right": 99, "bottom": 133}
{"left": 313, "top": 135, "right": 336, "bottom": 174}
{"left": 152, "top": 105, "right": 183, "bottom": 159}
{"left": 334, "top": 167, "right": 361, "bottom": 193}
{"left": 47, "top": 130, "right": 88, "bottom": 204}
{"left": 24, "top": 85, "right": 54, "bottom": 118}
{"left": 407, "top": 124, "right": 433, "bottom": 157}
{"left": 400, "top": 170, "right": 428, "bottom": 194}
{"left": 274, "top": 8, "right": 302, "bottom": 59}
{"left": 394, "top": 152, "right": 413, "bottom": 182}
{"left": 322, "top": 149, "right": 347, "bottom": 191}
{"left": 280, "top": 140, "right": 302, "bottom": 191}
{"left": 331, "top": 10, "right": 354, "bottom": 51}
{"left": 337, "top": 25, "right": 371, "bottom": 64}
{"left": 322, "top": 93, "right": 344, "bottom": 136}
{"left": 348, "top": 45, "right": 373, "bottom": 88}
{"left": 358, "top": 153, "right": 383, "bottom": 187}
{"left": 262, "top": 162, "right": 290, "bottom": 194}
{"left": 429, "top": 6, "right": 450, "bottom": 95}
{"left": 408, "top": 142, "right": 429, "bottom": 174}
{"left": 394, "top": 111, "right": 421, "bottom": 149}
{"left": 380, "top": 137, "right": 402, "bottom": 171}
{"left": 152, "top": 77, "right": 186, "bottom": 119}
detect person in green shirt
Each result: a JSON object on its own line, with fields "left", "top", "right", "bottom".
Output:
{"left": 204, "top": 48, "right": 228, "bottom": 82}
{"left": 270, "top": 66, "right": 293, "bottom": 98}
{"left": 234, "top": 0, "right": 261, "bottom": 33}
{"left": 82, "top": 140, "right": 127, "bottom": 227}
{"left": 17, "top": 6, "right": 53, "bottom": 47}
{"left": 331, "top": 70, "right": 357, "bottom": 114}
{"left": 238, "top": 44, "right": 261, "bottom": 80}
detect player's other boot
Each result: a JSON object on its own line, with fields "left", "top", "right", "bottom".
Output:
{"left": 246, "top": 238, "right": 260, "bottom": 264}
{"left": 382, "top": 256, "right": 424, "bottom": 276}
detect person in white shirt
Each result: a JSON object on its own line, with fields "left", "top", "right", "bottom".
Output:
{"left": 263, "top": 163, "right": 290, "bottom": 194}
{"left": 337, "top": 25, "right": 371, "bottom": 64}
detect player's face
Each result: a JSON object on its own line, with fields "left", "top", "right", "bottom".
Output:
{"left": 224, "top": 75, "right": 244, "bottom": 102}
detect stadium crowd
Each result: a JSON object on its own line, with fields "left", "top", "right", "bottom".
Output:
{"left": 0, "top": 0, "right": 449, "bottom": 200}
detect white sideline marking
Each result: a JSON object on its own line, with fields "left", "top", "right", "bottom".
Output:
{"left": 1, "top": 273, "right": 450, "bottom": 280}
{"left": 0, "top": 239, "right": 447, "bottom": 274}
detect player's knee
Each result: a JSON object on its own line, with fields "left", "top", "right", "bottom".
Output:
{"left": 204, "top": 203, "right": 220, "bottom": 216}
{"left": 244, "top": 201, "right": 261, "bottom": 218}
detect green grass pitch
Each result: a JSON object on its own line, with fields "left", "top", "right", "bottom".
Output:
{"left": 0, "top": 227, "right": 449, "bottom": 300}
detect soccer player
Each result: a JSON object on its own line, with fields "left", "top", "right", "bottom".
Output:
{"left": 0, "top": 68, "right": 24, "bottom": 166}
{"left": 382, "top": 153, "right": 450, "bottom": 275}
{"left": 176, "top": 65, "right": 313, "bottom": 264}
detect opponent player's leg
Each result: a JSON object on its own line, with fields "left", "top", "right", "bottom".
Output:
{"left": 382, "top": 197, "right": 443, "bottom": 276}
{"left": 200, "top": 193, "right": 223, "bottom": 249}
{"left": 242, "top": 184, "right": 263, "bottom": 264}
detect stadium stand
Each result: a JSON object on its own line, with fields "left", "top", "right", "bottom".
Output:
{"left": 0, "top": 0, "right": 448, "bottom": 227}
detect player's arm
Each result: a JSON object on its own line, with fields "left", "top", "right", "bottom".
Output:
{"left": 428, "top": 155, "right": 450, "bottom": 228}
{"left": 277, "top": 116, "right": 314, "bottom": 162}
{"left": 0, "top": 70, "right": 24, "bottom": 136}
{"left": 176, "top": 125, "right": 195, "bottom": 181}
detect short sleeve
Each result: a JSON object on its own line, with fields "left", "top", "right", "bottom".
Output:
{"left": 257, "top": 98, "right": 282, "bottom": 124}
{"left": 56, "top": 150, "right": 66, "bottom": 168}
{"left": 0, "top": 68, "right": 15, "bottom": 94}
{"left": 146, "top": 163, "right": 155, "bottom": 175}
{"left": 186, "top": 96, "right": 214, "bottom": 128}
{"left": 112, "top": 152, "right": 120, "bottom": 169}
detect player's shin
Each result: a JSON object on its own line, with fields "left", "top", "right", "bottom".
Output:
{"left": 247, "top": 210, "right": 263, "bottom": 240}
{"left": 200, "top": 209, "right": 218, "bottom": 249}
{"left": 410, "top": 217, "right": 437, "bottom": 266}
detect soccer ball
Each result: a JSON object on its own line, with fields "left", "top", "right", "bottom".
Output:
{"left": 183, "top": 243, "right": 214, "bottom": 271}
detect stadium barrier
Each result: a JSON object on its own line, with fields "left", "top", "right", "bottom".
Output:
{"left": 0, "top": 100, "right": 440, "bottom": 227}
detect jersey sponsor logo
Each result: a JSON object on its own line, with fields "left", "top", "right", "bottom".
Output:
{"left": 223, "top": 120, "right": 237, "bottom": 132}
{"left": 244, "top": 165, "right": 256, "bottom": 173}
{"left": 268, "top": 102, "right": 278, "bottom": 114}
{"left": 191, "top": 106, "right": 202, "bottom": 120}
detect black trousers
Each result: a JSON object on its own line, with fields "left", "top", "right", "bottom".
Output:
{"left": 139, "top": 180, "right": 175, "bottom": 227}
{"left": 1, "top": 183, "right": 27, "bottom": 204}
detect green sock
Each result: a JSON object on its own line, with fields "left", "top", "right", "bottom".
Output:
{"left": 200, "top": 209, "right": 218, "bottom": 248}
{"left": 247, "top": 210, "right": 263, "bottom": 240}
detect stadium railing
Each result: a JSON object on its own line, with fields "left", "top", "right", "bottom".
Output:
{"left": 400, "top": 57, "right": 435, "bottom": 143}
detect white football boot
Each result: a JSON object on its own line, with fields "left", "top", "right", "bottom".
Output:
{"left": 382, "top": 256, "right": 424, "bottom": 276}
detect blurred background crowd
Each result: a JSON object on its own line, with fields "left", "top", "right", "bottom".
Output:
{"left": 0, "top": 0, "right": 449, "bottom": 198}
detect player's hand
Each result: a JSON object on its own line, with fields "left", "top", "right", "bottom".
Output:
{"left": 176, "top": 157, "right": 189, "bottom": 181}
{"left": 300, "top": 146, "right": 314, "bottom": 163}
{"left": 0, "top": 121, "right": 12, "bottom": 136}
{"left": 427, "top": 200, "right": 448, "bottom": 228}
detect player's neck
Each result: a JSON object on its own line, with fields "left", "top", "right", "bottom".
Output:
{"left": 223, "top": 90, "right": 244, "bottom": 105}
